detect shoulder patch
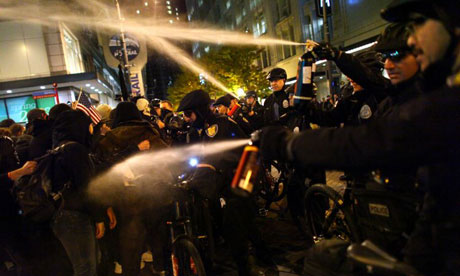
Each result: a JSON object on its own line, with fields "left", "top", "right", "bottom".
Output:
{"left": 359, "top": 104, "right": 372, "bottom": 119}
{"left": 282, "top": 99, "right": 289, "bottom": 109}
{"left": 205, "top": 124, "right": 219, "bottom": 138}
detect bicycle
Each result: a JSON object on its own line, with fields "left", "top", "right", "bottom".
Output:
{"left": 166, "top": 174, "right": 213, "bottom": 276}
{"left": 257, "top": 160, "right": 290, "bottom": 215}
{"left": 303, "top": 173, "right": 421, "bottom": 251}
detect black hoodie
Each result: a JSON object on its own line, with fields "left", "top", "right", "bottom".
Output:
{"left": 51, "top": 110, "right": 104, "bottom": 221}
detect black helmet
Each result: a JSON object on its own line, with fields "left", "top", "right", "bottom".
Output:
{"left": 354, "top": 50, "right": 384, "bottom": 75}
{"left": 381, "top": 0, "right": 460, "bottom": 29}
{"left": 177, "top": 90, "right": 211, "bottom": 112}
{"left": 373, "top": 23, "right": 411, "bottom": 53}
{"left": 245, "top": 90, "right": 257, "bottom": 98}
{"left": 214, "top": 95, "right": 231, "bottom": 107}
{"left": 266, "top": 68, "right": 287, "bottom": 81}
{"left": 150, "top": 98, "right": 161, "bottom": 108}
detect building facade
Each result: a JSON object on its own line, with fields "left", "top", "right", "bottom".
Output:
{"left": 185, "top": 0, "right": 393, "bottom": 98}
{"left": 0, "top": 20, "right": 121, "bottom": 123}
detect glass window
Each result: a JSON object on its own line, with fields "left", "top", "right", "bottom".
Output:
{"left": 0, "top": 100, "right": 7, "bottom": 121}
{"left": 276, "top": 0, "right": 291, "bottom": 21}
{"left": 36, "top": 97, "right": 56, "bottom": 114}
{"left": 236, "top": 14, "right": 242, "bottom": 25}
{"left": 253, "top": 13, "right": 267, "bottom": 37}
{"left": 289, "top": 24, "right": 296, "bottom": 55}
{"left": 260, "top": 47, "right": 271, "bottom": 68}
{"left": 6, "top": 96, "right": 37, "bottom": 123}
{"left": 226, "top": 0, "right": 231, "bottom": 9}
{"left": 61, "top": 25, "right": 84, "bottom": 74}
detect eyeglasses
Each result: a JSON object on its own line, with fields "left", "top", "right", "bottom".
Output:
{"left": 183, "top": 110, "right": 193, "bottom": 117}
{"left": 381, "top": 50, "right": 409, "bottom": 62}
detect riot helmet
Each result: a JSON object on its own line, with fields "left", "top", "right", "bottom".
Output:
{"left": 266, "top": 68, "right": 287, "bottom": 81}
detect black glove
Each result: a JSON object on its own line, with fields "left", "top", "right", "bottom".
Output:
{"left": 259, "top": 126, "right": 293, "bottom": 161}
{"left": 312, "top": 43, "right": 340, "bottom": 61}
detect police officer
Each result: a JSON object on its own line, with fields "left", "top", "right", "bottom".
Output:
{"left": 307, "top": 50, "right": 385, "bottom": 128}
{"left": 214, "top": 95, "right": 232, "bottom": 116}
{"left": 259, "top": 0, "right": 460, "bottom": 273}
{"left": 263, "top": 68, "right": 293, "bottom": 126}
{"left": 226, "top": 94, "right": 253, "bottom": 136}
{"left": 373, "top": 23, "right": 421, "bottom": 117}
{"left": 177, "top": 90, "right": 271, "bottom": 276}
{"left": 242, "top": 90, "right": 264, "bottom": 130}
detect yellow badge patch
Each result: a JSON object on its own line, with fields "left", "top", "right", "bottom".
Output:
{"left": 205, "top": 124, "right": 218, "bottom": 138}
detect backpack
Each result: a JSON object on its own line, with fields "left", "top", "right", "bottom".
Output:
{"left": 13, "top": 142, "right": 75, "bottom": 223}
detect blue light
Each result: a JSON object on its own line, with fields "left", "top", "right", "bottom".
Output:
{"left": 231, "top": 132, "right": 235, "bottom": 137}
{"left": 189, "top": 158, "right": 199, "bottom": 167}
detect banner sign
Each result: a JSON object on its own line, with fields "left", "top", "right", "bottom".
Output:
{"left": 32, "top": 91, "right": 56, "bottom": 99}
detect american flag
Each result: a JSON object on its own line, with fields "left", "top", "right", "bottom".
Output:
{"left": 76, "top": 93, "right": 101, "bottom": 125}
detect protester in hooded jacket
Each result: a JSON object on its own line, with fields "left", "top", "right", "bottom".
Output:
{"left": 50, "top": 110, "right": 105, "bottom": 276}
{"left": 27, "top": 104, "right": 72, "bottom": 161}
{"left": 0, "top": 135, "right": 37, "bottom": 274}
{"left": 27, "top": 108, "right": 53, "bottom": 160}
{"left": 94, "top": 101, "right": 169, "bottom": 276}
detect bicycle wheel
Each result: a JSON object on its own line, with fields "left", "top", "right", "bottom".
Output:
{"left": 304, "top": 184, "right": 360, "bottom": 242}
{"left": 259, "top": 161, "right": 288, "bottom": 202}
{"left": 171, "top": 237, "right": 207, "bottom": 276}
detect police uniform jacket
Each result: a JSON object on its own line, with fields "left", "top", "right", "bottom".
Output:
{"left": 335, "top": 52, "right": 391, "bottom": 96}
{"left": 286, "top": 80, "right": 460, "bottom": 274}
{"left": 229, "top": 106, "right": 252, "bottom": 137}
{"left": 191, "top": 113, "right": 246, "bottom": 200}
{"left": 243, "top": 102, "right": 264, "bottom": 130}
{"left": 308, "top": 88, "right": 380, "bottom": 127}
{"left": 263, "top": 89, "right": 292, "bottom": 126}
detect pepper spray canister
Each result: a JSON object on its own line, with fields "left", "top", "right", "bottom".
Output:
{"left": 231, "top": 131, "right": 261, "bottom": 197}
{"left": 293, "top": 51, "right": 316, "bottom": 109}
{"left": 231, "top": 145, "right": 259, "bottom": 197}
{"left": 227, "top": 103, "right": 241, "bottom": 117}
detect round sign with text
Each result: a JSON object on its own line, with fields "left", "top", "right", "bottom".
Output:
{"left": 109, "top": 33, "right": 140, "bottom": 61}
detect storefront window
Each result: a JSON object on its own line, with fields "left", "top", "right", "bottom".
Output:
{"left": 6, "top": 96, "right": 37, "bottom": 123}
{"left": 0, "top": 100, "right": 7, "bottom": 121}
{"left": 36, "top": 97, "right": 56, "bottom": 114}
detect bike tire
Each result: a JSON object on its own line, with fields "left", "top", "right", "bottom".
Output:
{"left": 171, "top": 237, "right": 207, "bottom": 276}
{"left": 304, "top": 184, "right": 361, "bottom": 242}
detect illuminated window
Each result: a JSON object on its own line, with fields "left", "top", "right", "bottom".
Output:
{"left": 253, "top": 13, "right": 266, "bottom": 37}
{"left": 61, "top": 25, "right": 83, "bottom": 74}
{"left": 226, "top": 0, "right": 231, "bottom": 9}
{"left": 198, "top": 0, "right": 203, "bottom": 7}
{"left": 236, "top": 14, "right": 242, "bottom": 25}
